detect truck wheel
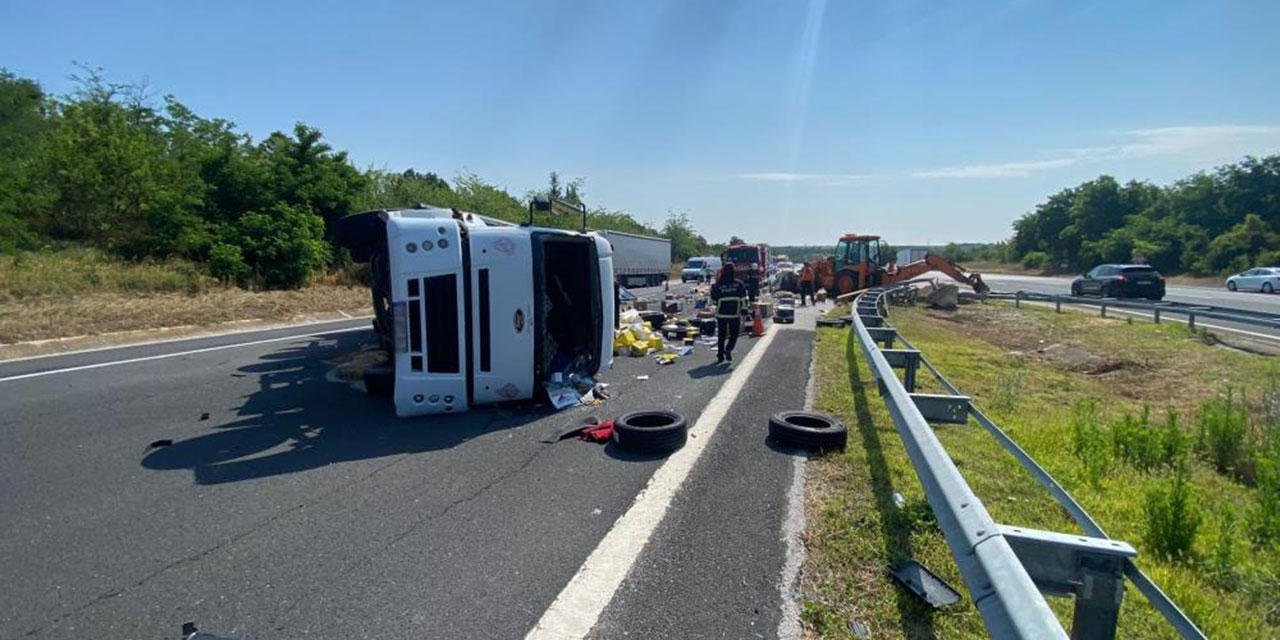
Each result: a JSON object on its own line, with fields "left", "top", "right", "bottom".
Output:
{"left": 769, "top": 411, "right": 846, "bottom": 449}
{"left": 613, "top": 410, "right": 688, "bottom": 454}
{"left": 837, "top": 272, "right": 857, "bottom": 296}
{"left": 362, "top": 363, "right": 394, "bottom": 398}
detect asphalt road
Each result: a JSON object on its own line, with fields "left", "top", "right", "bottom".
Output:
{"left": 0, "top": 283, "right": 821, "bottom": 639}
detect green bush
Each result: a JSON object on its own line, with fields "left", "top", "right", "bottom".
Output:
{"left": 1196, "top": 389, "right": 1253, "bottom": 482}
{"left": 1020, "top": 250, "right": 1050, "bottom": 269}
{"left": 1252, "top": 450, "right": 1280, "bottom": 544}
{"left": 1071, "top": 399, "right": 1110, "bottom": 487}
{"left": 221, "top": 204, "right": 329, "bottom": 289}
{"left": 207, "top": 242, "right": 250, "bottom": 285}
{"left": 1143, "top": 464, "right": 1202, "bottom": 560}
{"left": 1113, "top": 406, "right": 1185, "bottom": 471}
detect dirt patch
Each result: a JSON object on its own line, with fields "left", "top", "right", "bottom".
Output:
{"left": 328, "top": 344, "right": 387, "bottom": 381}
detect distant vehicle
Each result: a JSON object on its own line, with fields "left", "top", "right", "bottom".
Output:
{"left": 808, "top": 233, "right": 987, "bottom": 296}
{"left": 721, "top": 243, "right": 771, "bottom": 295}
{"left": 680, "top": 256, "right": 722, "bottom": 282}
{"left": 1226, "top": 267, "right": 1280, "bottom": 293}
{"left": 1071, "top": 264, "right": 1165, "bottom": 300}
{"left": 598, "top": 230, "right": 672, "bottom": 288}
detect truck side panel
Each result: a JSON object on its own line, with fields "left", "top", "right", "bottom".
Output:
{"left": 593, "top": 233, "right": 616, "bottom": 374}
{"left": 468, "top": 227, "right": 536, "bottom": 404}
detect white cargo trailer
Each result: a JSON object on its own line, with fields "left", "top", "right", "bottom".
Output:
{"left": 599, "top": 230, "right": 671, "bottom": 287}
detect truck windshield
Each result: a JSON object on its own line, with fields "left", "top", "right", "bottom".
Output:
{"left": 725, "top": 247, "right": 758, "bottom": 263}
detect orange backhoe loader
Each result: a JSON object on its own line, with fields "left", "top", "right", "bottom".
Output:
{"left": 809, "top": 233, "right": 988, "bottom": 297}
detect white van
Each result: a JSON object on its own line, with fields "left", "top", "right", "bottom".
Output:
{"left": 680, "top": 256, "right": 722, "bottom": 282}
{"left": 335, "top": 206, "right": 615, "bottom": 417}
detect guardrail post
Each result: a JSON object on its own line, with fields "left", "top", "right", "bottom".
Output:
{"left": 1055, "top": 297, "right": 1061, "bottom": 313}
{"left": 1100, "top": 303, "right": 1107, "bottom": 318}
{"left": 1071, "top": 559, "right": 1126, "bottom": 640}
{"left": 1015, "top": 291, "right": 1022, "bottom": 308}
{"left": 1188, "top": 312, "right": 1195, "bottom": 330}
{"left": 1153, "top": 308, "right": 1160, "bottom": 324}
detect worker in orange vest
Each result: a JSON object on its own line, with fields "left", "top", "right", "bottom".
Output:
{"left": 799, "top": 262, "right": 816, "bottom": 306}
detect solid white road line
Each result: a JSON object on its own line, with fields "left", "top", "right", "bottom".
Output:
{"left": 525, "top": 325, "right": 781, "bottom": 640}
{"left": 776, "top": 308, "right": 818, "bottom": 640}
{"left": 0, "top": 315, "right": 373, "bottom": 365}
{"left": 0, "top": 326, "right": 371, "bottom": 383}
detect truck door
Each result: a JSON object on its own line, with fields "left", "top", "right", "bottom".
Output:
{"left": 385, "top": 216, "right": 469, "bottom": 416}
{"left": 468, "top": 226, "right": 536, "bottom": 404}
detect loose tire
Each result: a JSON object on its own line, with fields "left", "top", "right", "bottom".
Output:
{"left": 769, "top": 411, "right": 847, "bottom": 449}
{"left": 1265, "top": 282, "right": 1274, "bottom": 294}
{"left": 363, "top": 363, "right": 394, "bottom": 398}
{"left": 816, "top": 317, "right": 847, "bottom": 328}
{"left": 613, "top": 410, "right": 688, "bottom": 454}
{"left": 1227, "top": 280, "right": 1237, "bottom": 292}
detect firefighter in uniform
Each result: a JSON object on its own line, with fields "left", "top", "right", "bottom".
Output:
{"left": 710, "top": 263, "right": 748, "bottom": 363}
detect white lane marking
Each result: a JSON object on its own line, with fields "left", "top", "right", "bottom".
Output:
{"left": 0, "top": 326, "right": 371, "bottom": 383}
{"left": 526, "top": 326, "right": 781, "bottom": 640}
{"left": 776, "top": 308, "right": 817, "bottom": 640}
{"left": 0, "top": 315, "right": 372, "bottom": 365}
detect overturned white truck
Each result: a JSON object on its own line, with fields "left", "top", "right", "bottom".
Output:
{"left": 335, "top": 206, "right": 615, "bottom": 416}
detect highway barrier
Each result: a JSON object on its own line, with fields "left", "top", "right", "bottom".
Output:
{"left": 974, "top": 290, "right": 1280, "bottom": 334}
{"left": 848, "top": 286, "right": 1207, "bottom": 640}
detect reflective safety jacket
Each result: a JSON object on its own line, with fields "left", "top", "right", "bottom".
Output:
{"left": 710, "top": 280, "right": 748, "bottom": 318}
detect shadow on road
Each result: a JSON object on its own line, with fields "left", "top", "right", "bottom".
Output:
{"left": 142, "top": 333, "right": 543, "bottom": 485}
{"left": 686, "top": 362, "right": 731, "bottom": 379}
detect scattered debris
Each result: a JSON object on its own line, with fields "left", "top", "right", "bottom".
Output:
{"left": 147, "top": 439, "right": 173, "bottom": 449}
{"left": 199, "top": 412, "right": 209, "bottom": 421}
{"left": 888, "top": 560, "right": 962, "bottom": 608}
{"left": 636, "top": 375, "right": 649, "bottom": 380}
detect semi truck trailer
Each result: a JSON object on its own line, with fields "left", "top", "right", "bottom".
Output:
{"left": 335, "top": 206, "right": 615, "bottom": 417}
{"left": 598, "top": 230, "right": 671, "bottom": 288}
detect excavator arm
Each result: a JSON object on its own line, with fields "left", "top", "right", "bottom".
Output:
{"left": 886, "top": 253, "right": 989, "bottom": 293}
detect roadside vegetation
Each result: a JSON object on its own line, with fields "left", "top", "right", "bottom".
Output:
{"left": 0, "top": 67, "right": 723, "bottom": 284}
{"left": 0, "top": 66, "right": 731, "bottom": 343}
{"left": 802, "top": 301, "right": 1280, "bottom": 639}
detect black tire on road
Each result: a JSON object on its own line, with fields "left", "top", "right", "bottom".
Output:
{"left": 613, "top": 410, "right": 688, "bottom": 454}
{"left": 1227, "top": 281, "right": 1237, "bottom": 291}
{"left": 769, "top": 411, "right": 847, "bottom": 449}
{"left": 363, "top": 363, "right": 394, "bottom": 398}
{"left": 815, "top": 317, "right": 847, "bottom": 328}
{"left": 1071, "top": 284, "right": 1082, "bottom": 297}
{"left": 1265, "top": 282, "right": 1274, "bottom": 294}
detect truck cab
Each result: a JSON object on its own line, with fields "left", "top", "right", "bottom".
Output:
{"left": 335, "top": 206, "right": 615, "bottom": 416}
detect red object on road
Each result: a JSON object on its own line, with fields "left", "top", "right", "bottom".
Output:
{"left": 580, "top": 419, "right": 616, "bottom": 442}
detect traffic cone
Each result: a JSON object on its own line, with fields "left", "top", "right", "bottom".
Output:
{"left": 751, "top": 306, "right": 765, "bottom": 337}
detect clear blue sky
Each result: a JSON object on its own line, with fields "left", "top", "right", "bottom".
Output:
{"left": 3, "top": 0, "right": 1278, "bottom": 245}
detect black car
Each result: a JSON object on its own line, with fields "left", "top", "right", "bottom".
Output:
{"left": 1071, "top": 264, "right": 1165, "bottom": 300}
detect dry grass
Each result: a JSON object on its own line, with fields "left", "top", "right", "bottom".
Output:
{"left": 801, "top": 301, "right": 1280, "bottom": 639}
{"left": 0, "top": 285, "right": 370, "bottom": 345}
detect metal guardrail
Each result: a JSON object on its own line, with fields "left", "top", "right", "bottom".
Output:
{"left": 849, "top": 286, "right": 1207, "bottom": 640}
{"left": 977, "top": 290, "right": 1280, "bottom": 334}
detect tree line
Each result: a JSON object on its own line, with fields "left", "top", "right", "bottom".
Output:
{"left": 0, "top": 67, "right": 720, "bottom": 289}
{"left": 1008, "top": 155, "right": 1280, "bottom": 274}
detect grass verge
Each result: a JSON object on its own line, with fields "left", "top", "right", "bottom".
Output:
{"left": 0, "top": 248, "right": 370, "bottom": 350}
{"left": 801, "top": 300, "right": 1280, "bottom": 639}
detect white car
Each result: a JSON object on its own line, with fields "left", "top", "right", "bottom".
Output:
{"left": 1226, "top": 267, "right": 1280, "bottom": 293}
